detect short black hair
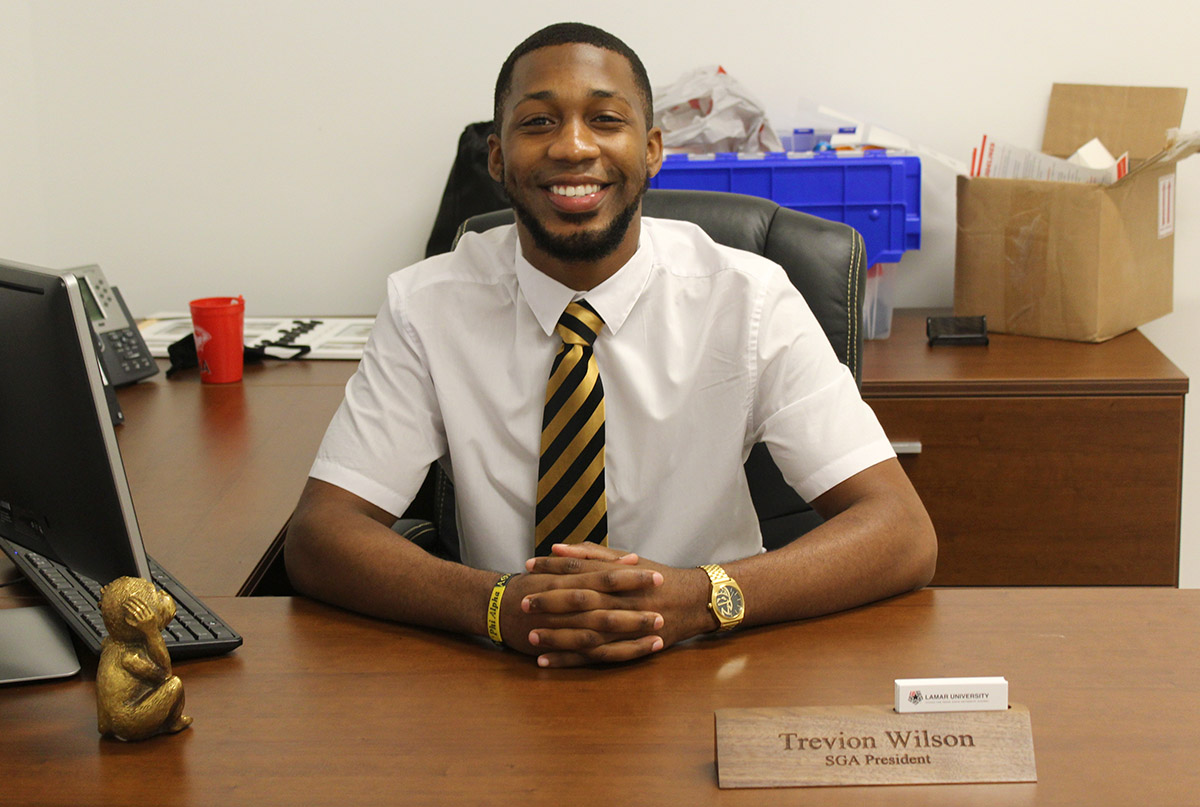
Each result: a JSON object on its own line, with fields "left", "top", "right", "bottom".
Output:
{"left": 493, "top": 22, "right": 653, "bottom": 131}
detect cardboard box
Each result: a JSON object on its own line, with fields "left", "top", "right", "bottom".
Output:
{"left": 955, "top": 84, "right": 1198, "bottom": 342}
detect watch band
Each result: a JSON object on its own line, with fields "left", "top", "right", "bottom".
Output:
{"left": 700, "top": 564, "right": 733, "bottom": 587}
{"left": 700, "top": 563, "right": 744, "bottom": 631}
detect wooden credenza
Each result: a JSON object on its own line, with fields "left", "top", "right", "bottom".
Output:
{"left": 101, "top": 309, "right": 1185, "bottom": 596}
{"left": 862, "top": 310, "right": 1187, "bottom": 586}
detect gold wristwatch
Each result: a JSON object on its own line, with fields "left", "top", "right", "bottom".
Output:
{"left": 700, "top": 564, "right": 744, "bottom": 631}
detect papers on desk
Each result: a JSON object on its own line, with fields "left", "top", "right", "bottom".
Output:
{"left": 139, "top": 315, "right": 374, "bottom": 360}
{"left": 970, "top": 134, "right": 1128, "bottom": 184}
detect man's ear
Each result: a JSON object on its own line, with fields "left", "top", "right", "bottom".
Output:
{"left": 487, "top": 133, "right": 504, "bottom": 183}
{"left": 645, "top": 126, "right": 664, "bottom": 180}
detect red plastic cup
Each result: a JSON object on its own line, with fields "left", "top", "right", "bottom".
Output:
{"left": 189, "top": 296, "right": 245, "bottom": 383}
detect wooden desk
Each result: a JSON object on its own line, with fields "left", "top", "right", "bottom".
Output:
{"left": 112, "top": 360, "right": 353, "bottom": 596}
{"left": 3, "top": 588, "right": 1197, "bottom": 806}
{"left": 102, "top": 309, "right": 1190, "bottom": 595}
{"left": 5, "top": 309, "right": 1182, "bottom": 598}
{"left": 863, "top": 310, "right": 1187, "bottom": 586}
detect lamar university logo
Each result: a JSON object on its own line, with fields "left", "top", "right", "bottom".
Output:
{"left": 194, "top": 326, "right": 212, "bottom": 375}
{"left": 908, "top": 691, "right": 923, "bottom": 705}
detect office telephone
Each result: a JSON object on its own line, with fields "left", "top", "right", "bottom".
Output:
{"left": 58, "top": 265, "right": 158, "bottom": 387}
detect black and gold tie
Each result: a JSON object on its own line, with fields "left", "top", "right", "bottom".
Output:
{"left": 535, "top": 300, "right": 608, "bottom": 555}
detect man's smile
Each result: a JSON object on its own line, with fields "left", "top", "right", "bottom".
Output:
{"left": 543, "top": 181, "right": 611, "bottom": 214}
{"left": 549, "top": 183, "right": 603, "bottom": 197}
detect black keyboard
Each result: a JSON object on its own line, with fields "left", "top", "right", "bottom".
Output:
{"left": 6, "top": 546, "right": 242, "bottom": 659}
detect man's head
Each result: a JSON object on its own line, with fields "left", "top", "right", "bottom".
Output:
{"left": 487, "top": 23, "right": 663, "bottom": 286}
{"left": 493, "top": 23, "right": 654, "bottom": 132}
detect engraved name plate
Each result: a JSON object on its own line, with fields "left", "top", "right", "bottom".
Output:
{"left": 715, "top": 703, "right": 1036, "bottom": 788}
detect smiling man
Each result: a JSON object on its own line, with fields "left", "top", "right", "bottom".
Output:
{"left": 489, "top": 35, "right": 653, "bottom": 287}
{"left": 285, "top": 22, "right": 936, "bottom": 668}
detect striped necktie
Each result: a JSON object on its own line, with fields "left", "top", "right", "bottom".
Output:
{"left": 535, "top": 300, "right": 608, "bottom": 555}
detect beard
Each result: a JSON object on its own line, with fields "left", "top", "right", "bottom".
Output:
{"left": 504, "top": 171, "right": 647, "bottom": 264}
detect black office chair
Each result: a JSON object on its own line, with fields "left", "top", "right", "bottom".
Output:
{"left": 397, "top": 188, "right": 866, "bottom": 560}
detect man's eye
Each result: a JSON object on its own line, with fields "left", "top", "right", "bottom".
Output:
{"left": 520, "top": 116, "right": 555, "bottom": 128}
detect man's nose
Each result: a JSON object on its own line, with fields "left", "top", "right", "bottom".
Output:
{"left": 547, "top": 118, "right": 600, "bottom": 162}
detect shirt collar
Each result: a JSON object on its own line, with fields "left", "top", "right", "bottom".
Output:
{"left": 514, "top": 221, "right": 653, "bottom": 338}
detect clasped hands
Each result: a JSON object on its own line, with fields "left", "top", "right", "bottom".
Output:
{"left": 500, "top": 544, "right": 713, "bottom": 668}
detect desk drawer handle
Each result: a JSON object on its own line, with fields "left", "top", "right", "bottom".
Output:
{"left": 891, "top": 440, "right": 923, "bottom": 455}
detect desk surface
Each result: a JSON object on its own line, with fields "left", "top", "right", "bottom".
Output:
{"left": 863, "top": 309, "right": 1187, "bottom": 397}
{"left": 0, "top": 358, "right": 351, "bottom": 596}
{"left": 862, "top": 310, "right": 1187, "bottom": 586}
{"left": 2, "top": 588, "right": 1197, "bottom": 806}
{"left": 111, "top": 360, "right": 352, "bottom": 596}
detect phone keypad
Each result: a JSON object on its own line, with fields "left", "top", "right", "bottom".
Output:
{"left": 104, "top": 328, "right": 155, "bottom": 374}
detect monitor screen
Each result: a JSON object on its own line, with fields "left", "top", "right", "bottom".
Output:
{"left": 75, "top": 275, "right": 105, "bottom": 324}
{"left": 0, "top": 258, "right": 150, "bottom": 585}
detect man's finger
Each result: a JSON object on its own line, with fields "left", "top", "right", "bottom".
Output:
{"left": 523, "top": 586, "right": 658, "bottom": 615}
{"left": 525, "top": 558, "right": 662, "bottom": 588}
{"left": 547, "top": 543, "right": 639, "bottom": 564}
{"left": 525, "top": 607, "right": 664, "bottom": 637}
{"left": 536, "top": 635, "right": 665, "bottom": 668}
{"left": 542, "top": 567, "right": 661, "bottom": 593}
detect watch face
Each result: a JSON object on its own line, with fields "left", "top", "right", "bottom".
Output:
{"left": 714, "top": 584, "right": 744, "bottom": 620}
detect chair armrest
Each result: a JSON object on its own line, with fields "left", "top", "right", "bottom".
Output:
{"left": 392, "top": 518, "right": 438, "bottom": 546}
{"left": 391, "top": 518, "right": 460, "bottom": 563}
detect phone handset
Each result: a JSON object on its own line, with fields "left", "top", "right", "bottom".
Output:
{"left": 61, "top": 265, "right": 158, "bottom": 388}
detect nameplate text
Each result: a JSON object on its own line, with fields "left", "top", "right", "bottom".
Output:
{"left": 714, "top": 703, "right": 1036, "bottom": 788}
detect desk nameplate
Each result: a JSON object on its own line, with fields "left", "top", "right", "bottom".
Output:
{"left": 715, "top": 703, "right": 1036, "bottom": 789}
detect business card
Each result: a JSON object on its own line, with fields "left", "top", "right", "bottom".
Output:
{"left": 895, "top": 677, "right": 1008, "bottom": 713}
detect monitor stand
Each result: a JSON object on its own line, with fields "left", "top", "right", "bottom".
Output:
{"left": 0, "top": 606, "right": 82, "bottom": 685}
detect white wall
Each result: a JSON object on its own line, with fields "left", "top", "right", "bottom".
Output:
{"left": 5, "top": 1, "right": 1198, "bottom": 585}
{"left": 0, "top": 1, "right": 47, "bottom": 259}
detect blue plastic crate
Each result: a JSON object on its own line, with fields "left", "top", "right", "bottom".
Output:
{"left": 649, "top": 150, "right": 920, "bottom": 266}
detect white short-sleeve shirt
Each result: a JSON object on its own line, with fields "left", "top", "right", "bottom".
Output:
{"left": 310, "top": 218, "right": 894, "bottom": 572}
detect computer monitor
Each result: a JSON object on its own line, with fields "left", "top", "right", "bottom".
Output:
{"left": 0, "top": 257, "right": 151, "bottom": 586}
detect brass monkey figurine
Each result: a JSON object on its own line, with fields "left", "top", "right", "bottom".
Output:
{"left": 96, "top": 576, "right": 193, "bottom": 741}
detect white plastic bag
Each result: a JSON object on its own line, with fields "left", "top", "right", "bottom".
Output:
{"left": 652, "top": 66, "right": 784, "bottom": 154}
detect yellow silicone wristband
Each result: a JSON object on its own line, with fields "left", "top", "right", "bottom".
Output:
{"left": 486, "top": 573, "right": 514, "bottom": 646}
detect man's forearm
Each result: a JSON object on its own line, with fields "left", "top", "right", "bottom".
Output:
{"left": 285, "top": 479, "right": 497, "bottom": 637}
{"left": 285, "top": 478, "right": 669, "bottom": 660}
{"left": 725, "top": 459, "right": 936, "bottom": 628}
{"left": 529, "top": 458, "right": 937, "bottom": 663}
{"left": 725, "top": 502, "right": 934, "bottom": 629}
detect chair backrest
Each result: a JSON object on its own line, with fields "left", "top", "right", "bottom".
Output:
{"left": 449, "top": 188, "right": 867, "bottom": 551}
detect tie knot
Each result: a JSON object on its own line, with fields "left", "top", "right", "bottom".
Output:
{"left": 556, "top": 300, "right": 604, "bottom": 347}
